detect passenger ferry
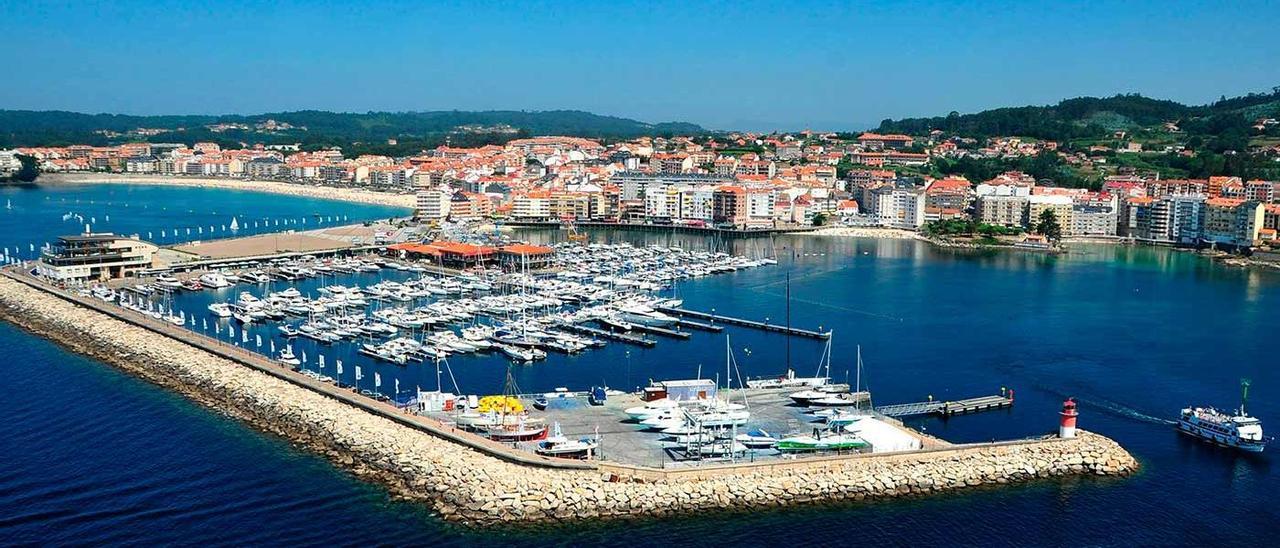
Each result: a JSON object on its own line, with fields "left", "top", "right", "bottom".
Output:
{"left": 1177, "top": 380, "right": 1267, "bottom": 452}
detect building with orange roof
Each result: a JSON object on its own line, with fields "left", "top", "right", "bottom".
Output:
{"left": 856, "top": 133, "right": 914, "bottom": 151}
{"left": 498, "top": 244, "right": 555, "bottom": 268}
{"left": 1203, "top": 197, "right": 1264, "bottom": 247}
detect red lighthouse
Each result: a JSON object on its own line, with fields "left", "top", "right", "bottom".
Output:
{"left": 1059, "top": 397, "right": 1078, "bottom": 438}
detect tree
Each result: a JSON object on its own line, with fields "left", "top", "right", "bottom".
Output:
{"left": 811, "top": 212, "right": 829, "bottom": 227}
{"left": 1035, "top": 209, "right": 1062, "bottom": 242}
{"left": 1, "top": 155, "right": 39, "bottom": 183}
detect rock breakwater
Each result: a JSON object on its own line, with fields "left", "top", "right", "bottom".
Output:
{"left": 0, "top": 274, "right": 1138, "bottom": 526}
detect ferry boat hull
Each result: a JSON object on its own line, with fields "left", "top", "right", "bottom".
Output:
{"left": 1177, "top": 414, "right": 1266, "bottom": 452}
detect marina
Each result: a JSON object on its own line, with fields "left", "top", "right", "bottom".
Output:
{"left": 0, "top": 183, "right": 1269, "bottom": 541}
{"left": 38, "top": 226, "right": 1037, "bottom": 468}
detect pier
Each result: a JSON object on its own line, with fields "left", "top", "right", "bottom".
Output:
{"left": 876, "top": 393, "right": 1014, "bottom": 418}
{"left": 503, "top": 220, "right": 820, "bottom": 237}
{"left": 614, "top": 322, "right": 691, "bottom": 339}
{"left": 655, "top": 306, "right": 830, "bottom": 339}
{"left": 674, "top": 319, "right": 723, "bottom": 332}
{"left": 555, "top": 323, "right": 657, "bottom": 347}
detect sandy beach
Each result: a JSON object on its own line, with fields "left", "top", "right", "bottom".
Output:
{"left": 41, "top": 173, "right": 416, "bottom": 209}
{"left": 809, "top": 226, "right": 924, "bottom": 240}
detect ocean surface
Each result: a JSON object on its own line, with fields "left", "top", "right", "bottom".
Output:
{"left": 2, "top": 183, "right": 1278, "bottom": 546}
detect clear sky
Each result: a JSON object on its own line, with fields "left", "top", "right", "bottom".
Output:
{"left": 2, "top": 0, "right": 1277, "bottom": 131}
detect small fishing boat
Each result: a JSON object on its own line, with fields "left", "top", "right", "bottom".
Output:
{"left": 532, "top": 395, "right": 549, "bottom": 410}
{"left": 534, "top": 423, "right": 598, "bottom": 459}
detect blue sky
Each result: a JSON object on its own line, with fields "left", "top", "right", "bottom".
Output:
{"left": 1, "top": 0, "right": 1277, "bottom": 131}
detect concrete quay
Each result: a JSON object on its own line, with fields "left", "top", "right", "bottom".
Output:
{"left": 0, "top": 271, "right": 1139, "bottom": 526}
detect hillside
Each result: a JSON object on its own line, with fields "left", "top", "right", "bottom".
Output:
{"left": 0, "top": 109, "right": 705, "bottom": 150}
{"left": 876, "top": 88, "right": 1280, "bottom": 147}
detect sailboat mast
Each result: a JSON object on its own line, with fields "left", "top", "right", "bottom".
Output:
{"left": 855, "top": 345, "right": 862, "bottom": 394}
{"left": 785, "top": 271, "right": 791, "bottom": 373}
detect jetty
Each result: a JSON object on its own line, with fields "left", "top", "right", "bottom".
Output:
{"left": 555, "top": 323, "right": 656, "bottom": 347}
{"left": 619, "top": 322, "right": 691, "bottom": 339}
{"left": 654, "top": 306, "right": 830, "bottom": 339}
{"left": 674, "top": 318, "right": 723, "bottom": 332}
{"left": 876, "top": 393, "right": 1015, "bottom": 418}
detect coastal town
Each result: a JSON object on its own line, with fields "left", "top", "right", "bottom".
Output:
{"left": 8, "top": 125, "right": 1280, "bottom": 254}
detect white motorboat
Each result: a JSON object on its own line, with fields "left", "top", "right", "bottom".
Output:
{"left": 735, "top": 429, "right": 779, "bottom": 449}
{"left": 207, "top": 303, "right": 232, "bottom": 317}
{"left": 534, "top": 422, "right": 598, "bottom": 459}
{"left": 155, "top": 275, "right": 183, "bottom": 289}
{"left": 277, "top": 346, "right": 301, "bottom": 367}
{"left": 624, "top": 398, "right": 680, "bottom": 421}
{"left": 198, "top": 272, "right": 232, "bottom": 289}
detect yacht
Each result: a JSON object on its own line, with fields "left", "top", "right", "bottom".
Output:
{"left": 207, "top": 303, "right": 232, "bottom": 318}
{"left": 155, "top": 275, "right": 183, "bottom": 289}
{"left": 198, "top": 272, "right": 232, "bottom": 289}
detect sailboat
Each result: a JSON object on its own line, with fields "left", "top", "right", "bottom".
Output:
{"left": 806, "top": 346, "right": 872, "bottom": 407}
{"left": 789, "top": 336, "right": 852, "bottom": 405}
{"left": 747, "top": 273, "right": 831, "bottom": 390}
{"left": 481, "top": 365, "right": 547, "bottom": 441}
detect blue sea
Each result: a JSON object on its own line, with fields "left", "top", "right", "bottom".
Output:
{"left": 1, "top": 183, "right": 1278, "bottom": 546}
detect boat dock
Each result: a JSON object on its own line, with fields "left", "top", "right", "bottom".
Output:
{"left": 655, "top": 306, "right": 830, "bottom": 339}
{"left": 674, "top": 319, "right": 723, "bottom": 332}
{"left": 556, "top": 324, "right": 657, "bottom": 347}
{"left": 876, "top": 393, "right": 1014, "bottom": 418}
{"left": 617, "top": 322, "right": 691, "bottom": 339}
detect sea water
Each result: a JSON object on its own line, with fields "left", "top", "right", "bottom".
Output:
{"left": 1, "top": 184, "right": 1277, "bottom": 545}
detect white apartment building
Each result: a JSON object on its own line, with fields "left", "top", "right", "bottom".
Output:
{"left": 416, "top": 187, "right": 452, "bottom": 220}
{"left": 678, "top": 186, "right": 715, "bottom": 221}
{"left": 512, "top": 193, "right": 551, "bottom": 221}
{"left": 872, "top": 185, "right": 926, "bottom": 229}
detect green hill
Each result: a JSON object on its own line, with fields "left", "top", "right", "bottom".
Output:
{"left": 876, "top": 88, "right": 1280, "bottom": 146}
{"left": 0, "top": 109, "right": 705, "bottom": 150}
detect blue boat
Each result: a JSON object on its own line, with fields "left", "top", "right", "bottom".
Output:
{"left": 589, "top": 386, "right": 607, "bottom": 406}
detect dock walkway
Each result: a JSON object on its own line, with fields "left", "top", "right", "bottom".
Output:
{"left": 877, "top": 394, "right": 1013, "bottom": 418}
{"left": 655, "top": 306, "right": 830, "bottom": 339}
{"left": 556, "top": 323, "right": 656, "bottom": 347}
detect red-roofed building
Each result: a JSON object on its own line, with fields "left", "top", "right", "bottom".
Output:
{"left": 856, "top": 133, "right": 914, "bottom": 151}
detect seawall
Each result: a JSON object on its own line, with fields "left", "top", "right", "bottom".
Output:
{"left": 0, "top": 273, "right": 1138, "bottom": 525}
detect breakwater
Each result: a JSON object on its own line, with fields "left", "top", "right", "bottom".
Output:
{"left": 0, "top": 273, "right": 1138, "bottom": 526}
